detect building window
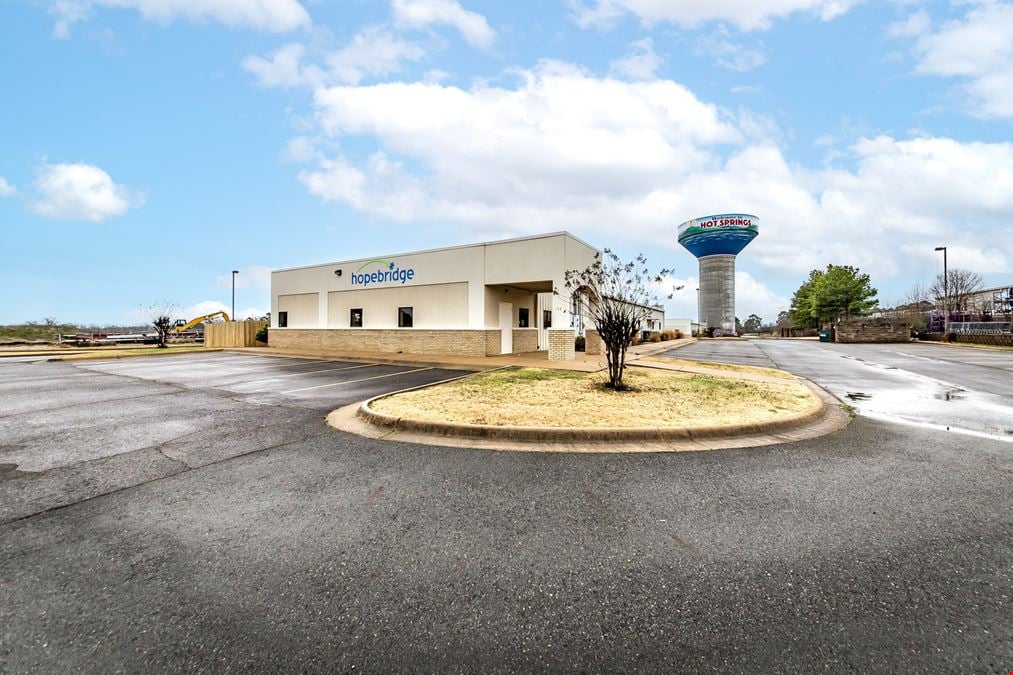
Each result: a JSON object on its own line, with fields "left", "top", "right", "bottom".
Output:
{"left": 277, "top": 311, "right": 288, "bottom": 328}
{"left": 518, "top": 307, "right": 529, "bottom": 328}
{"left": 398, "top": 306, "right": 413, "bottom": 328}
{"left": 543, "top": 310, "right": 552, "bottom": 328}
{"left": 350, "top": 308, "right": 363, "bottom": 328}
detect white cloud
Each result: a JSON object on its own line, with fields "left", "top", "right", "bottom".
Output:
{"left": 291, "top": 62, "right": 1012, "bottom": 284}
{"left": 698, "top": 27, "right": 767, "bottom": 72}
{"left": 886, "top": 10, "right": 930, "bottom": 39}
{"left": 243, "top": 43, "right": 318, "bottom": 88}
{"left": 657, "top": 276, "right": 700, "bottom": 320}
{"left": 281, "top": 136, "right": 321, "bottom": 163}
{"left": 299, "top": 153, "right": 426, "bottom": 222}
{"left": 904, "top": 3, "right": 1013, "bottom": 118}
{"left": 734, "top": 270, "right": 789, "bottom": 320}
{"left": 392, "top": 0, "right": 495, "bottom": 47}
{"left": 244, "top": 27, "right": 425, "bottom": 89}
{"left": 609, "top": 38, "right": 662, "bottom": 80}
{"left": 302, "top": 60, "right": 740, "bottom": 228}
{"left": 423, "top": 69, "right": 451, "bottom": 83}
{"left": 31, "top": 162, "right": 143, "bottom": 222}
{"left": 568, "top": 0, "right": 858, "bottom": 31}
{"left": 696, "top": 26, "right": 765, "bottom": 71}
{"left": 179, "top": 300, "right": 266, "bottom": 321}
{"left": 215, "top": 265, "right": 272, "bottom": 291}
{"left": 325, "top": 25, "right": 426, "bottom": 85}
{"left": 0, "top": 177, "right": 15, "bottom": 197}
{"left": 50, "top": 0, "right": 310, "bottom": 38}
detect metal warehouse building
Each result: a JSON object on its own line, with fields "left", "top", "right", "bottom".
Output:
{"left": 270, "top": 231, "right": 663, "bottom": 361}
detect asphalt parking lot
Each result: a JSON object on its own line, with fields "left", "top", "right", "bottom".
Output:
{"left": 0, "top": 353, "right": 462, "bottom": 522}
{"left": 1, "top": 348, "right": 1011, "bottom": 672}
{"left": 661, "top": 339, "right": 1013, "bottom": 441}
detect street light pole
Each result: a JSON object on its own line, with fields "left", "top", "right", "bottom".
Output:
{"left": 231, "top": 270, "right": 239, "bottom": 321}
{"left": 695, "top": 287, "right": 700, "bottom": 336}
{"left": 934, "top": 247, "right": 947, "bottom": 333}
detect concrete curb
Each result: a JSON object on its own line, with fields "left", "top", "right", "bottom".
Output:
{"left": 353, "top": 369, "right": 828, "bottom": 444}
{"left": 224, "top": 348, "right": 490, "bottom": 372}
{"left": 43, "top": 348, "right": 222, "bottom": 362}
{"left": 626, "top": 337, "right": 697, "bottom": 360}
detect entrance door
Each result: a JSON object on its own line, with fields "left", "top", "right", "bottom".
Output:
{"left": 499, "top": 302, "right": 513, "bottom": 354}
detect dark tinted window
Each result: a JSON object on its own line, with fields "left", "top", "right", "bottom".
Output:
{"left": 277, "top": 311, "right": 288, "bottom": 328}
{"left": 398, "top": 306, "right": 413, "bottom": 328}
{"left": 350, "top": 308, "right": 363, "bottom": 327}
{"left": 543, "top": 310, "right": 551, "bottom": 328}
{"left": 518, "top": 307, "right": 529, "bottom": 328}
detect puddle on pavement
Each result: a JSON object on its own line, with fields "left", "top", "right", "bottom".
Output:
{"left": 846, "top": 392, "right": 871, "bottom": 401}
{"left": 935, "top": 389, "right": 966, "bottom": 401}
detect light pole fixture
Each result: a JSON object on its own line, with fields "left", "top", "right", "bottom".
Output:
{"left": 231, "top": 270, "right": 239, "bottom": 321}
{"left": 934, "top": 247, "right": 947, "bottom": 333}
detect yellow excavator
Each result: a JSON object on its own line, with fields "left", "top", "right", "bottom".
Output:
{"left": 173, "top": 311, "right": 230, "bottom": 332}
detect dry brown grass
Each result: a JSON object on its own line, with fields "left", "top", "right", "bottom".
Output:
{"left": 372, "top": 366, "right": 817, "bottom": 428}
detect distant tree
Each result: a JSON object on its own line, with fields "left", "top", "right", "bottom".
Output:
{"left": 789, "top": 265, "right": 879, "bottom": 327}
{"left": 742, "top": 314, "right": 763, "bottom": 332}
{"left": 788, "top": 270, "right": 823, "bottom": 329}
{"left": 776, "top": 310, "right": 790, "bottom": 325}
{"left": 145, "top": 302, "right": 180, "bottom": 348}
{"left": 562, "top": 250, "right": 676, "bottom": 390}
{"left": 43, "top": 317, "right": 58, "bottom": 327}
{"left": 897, "top": 281, "right": 932, "bottom": 332}
{"left": 930, "top": 268, "right": 983, "bottom": 315}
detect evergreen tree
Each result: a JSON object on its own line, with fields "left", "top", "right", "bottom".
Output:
{"left": 789, "top": 265, "right": 878, "bottom": 327}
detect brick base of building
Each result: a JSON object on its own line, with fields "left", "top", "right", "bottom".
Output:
{"left": 548, "top": 329, "right": 576, "bottom": 361}
{"left": 512, "top": 329, "right": 538, "bottom": 353}
{"left": 585, "top": 329, "right": 603, "bottom": 356}
{"left": 835, "top": 319, "right": 910, "bottom": 343}
{"left": 270, "top": 328, "right": 503, "bottom": 356}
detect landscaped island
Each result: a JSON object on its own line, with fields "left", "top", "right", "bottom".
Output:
{"left": 370, "top": 365, "right": 819, "bottom": 429}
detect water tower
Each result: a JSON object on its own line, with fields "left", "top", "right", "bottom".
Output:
{"left": 677, "top": 213, "right": 759, "bottom": 334}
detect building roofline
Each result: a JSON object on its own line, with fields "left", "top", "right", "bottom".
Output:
{"left": 973, "top": 284, "right": 1013, "bottom": 295}
{"left": 272, "top": 230, "right": 601, "bottom": 274}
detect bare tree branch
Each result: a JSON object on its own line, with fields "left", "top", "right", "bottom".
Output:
{"left": 559, "top": 249, "right": 675, "bottom": 390}
{"left": 929, "top": 268, "right": 983, "bottom": 315}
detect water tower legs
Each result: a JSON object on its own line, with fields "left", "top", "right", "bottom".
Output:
{"left": 699, "top": 254, "right": 736, "bottom": 332}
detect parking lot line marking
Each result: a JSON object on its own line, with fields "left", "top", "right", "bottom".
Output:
{"left": 236, "top": 363, "right": 377, "bottom": 385}
{"left": 280, "top": 367, "right": 434, "bottom": 394}
{"left": 83, "top": 355, "right": 270, "bottom": 368}
{"left": 85, "top": 354, "right": 348, "bottom": 372}
{"left": 167, "top": 358, "right": 349, "bottom": 376}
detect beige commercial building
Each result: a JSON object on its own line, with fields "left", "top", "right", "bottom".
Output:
{"left": 271, "top": 231, "right": 657, "bottom": 360}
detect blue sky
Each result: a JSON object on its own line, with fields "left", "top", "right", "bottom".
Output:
{"left": 2, "top": 0, "right": 1011, "bottom": 325}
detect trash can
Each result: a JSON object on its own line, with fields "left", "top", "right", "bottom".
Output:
{"left": 818, "top": 329, "right": 835, "bottom": 343}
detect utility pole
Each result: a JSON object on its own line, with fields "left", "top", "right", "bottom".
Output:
{"left": 934, "top": 247, "right": 947, "bottom": 333}
{"left": 231, "top": 270, "right": 239, "bottom": 321}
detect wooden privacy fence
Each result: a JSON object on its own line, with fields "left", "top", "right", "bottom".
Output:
{"left": 204, "top": 320, "right": 267, "bottom": 348}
